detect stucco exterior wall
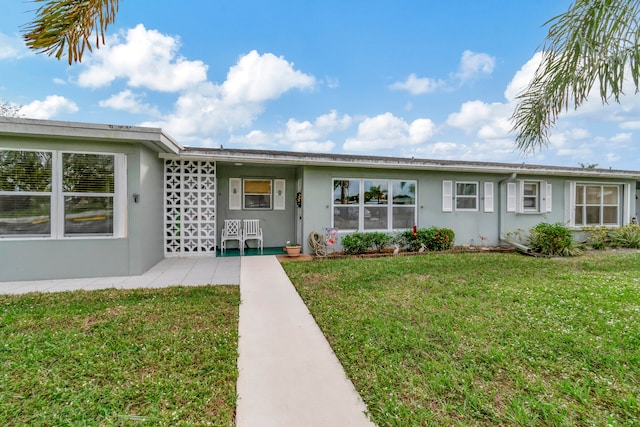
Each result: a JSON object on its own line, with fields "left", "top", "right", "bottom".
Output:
{"left": 0, "top": 136, "right": 164, "bottom": 281}
{"left": 216, "top": 162, "right": 298, "bottom": 249}
{"left": 300, "top": 165, "right": 637, "bottom": 251}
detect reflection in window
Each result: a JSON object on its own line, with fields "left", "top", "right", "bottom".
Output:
{"left": 62, "top": 153, "right": 115, "bottom": 236}
{"left": 0, "top": 150, "right": 52, "bottom": 237}
{"left": 244, "top": 179, "right": 272, "bottom": 209}
{"left": 455, "top": 182, "right": 478, "bottom": 210}
{"left": 574, "top": 184, "right": 620, "bottom": 226}
{"left": 332, "top": 179, "right": 417, "bottom": 230}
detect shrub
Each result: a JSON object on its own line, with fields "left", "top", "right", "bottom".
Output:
{"left": 398, "top": 227, "right": 455, "bottom": 252}
{"left": 368, "top": 232, "right": 392, "bottom": 252}
{"left": 610, "top": 224, "right": 640, "bottom": 249}
{"left": 528, "top": 222, "right": 580, "bottom": 257}
{"left": 341, "top": 232, "right": 373, "bottom": 255}
{"left": 581, "top": 226, "right": 610, "bottom": 250}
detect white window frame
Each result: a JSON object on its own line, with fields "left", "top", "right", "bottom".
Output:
{"left": 506, "top": 179, "right": 552, "bottom": 214}
{"left": 0, "top": 148, "right": 126, "bottom": 240}
{"left": 570, "top": 182, "right": 622, "bottom": 227}
{"left": 454, "top": 181, "right": 479, "bottom": 211}
{"left": 331, "top": 178, "right": 417, "bottom": 231}
{"left": 243, "top": 178, "right": 272, "bottom": 210}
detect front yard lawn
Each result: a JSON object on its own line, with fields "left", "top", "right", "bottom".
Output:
{"left": 0, "top": 286, "right": 239, "bottom": 426}
{"left": 284, "top": 252, "right": 640, "bottom": 426}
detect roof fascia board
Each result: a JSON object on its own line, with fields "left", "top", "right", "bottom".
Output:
{"left": 0, "top": 117, "right": 182, "bottom": 154}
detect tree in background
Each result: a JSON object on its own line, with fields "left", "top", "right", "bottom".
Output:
{"left": 0, "top": 99, "right": 22, "bottom": 117}
{"left": 512, "top": 0, "right": 640, "bottom": 153}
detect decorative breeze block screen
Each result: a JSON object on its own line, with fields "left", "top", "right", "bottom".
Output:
{"left": 164, "top": 159, "right": 216, "bottom": 256}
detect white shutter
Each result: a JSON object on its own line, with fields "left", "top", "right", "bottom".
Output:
{"left": 545, "top": 182, "right": 552, "bottom": 212}
{"left": 442, "top": 180, "right": 453, "bottom": 212}
{"left": 507, "top": 182, "right": 517, "bottom": 212}
{"left": 624, "top": 183, "right": 633, "bottom": 225}
{"left": 484, "top": 182, "right": 494, "bottom": 213}
{"left": 229, "top": 178, "right": 241, "bottom": 210}
{"left": 274, "top": 179, "right": 286, "bottom": 210}
{"left": 565, "top": 182, "right": 575, "bottom": 225}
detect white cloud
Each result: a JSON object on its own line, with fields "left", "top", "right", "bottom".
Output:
{"left": 607, "top": 152, "right": 621, "bottom": 162}
{"left": 504, "top": 52, "right": 542, "bottom": 101}
{"left": 19, "top": 95, "right": 78, "bottom": 119}
{"left": 389, "top": 73, "right": 444, "bottom": 95}
{"left": 0, "top": 32, "right": 28, "bottom": 60}
{"left": 611, "top": 132, "right": 632, "bottom": 143}
{"left": 52, "top": 78, "right": 67, "bottom": 85}
{"left": 138, "top": 49, "right": 316, "bottom": 142}
{"left": 77, "top": 24, "right": 208, "bottom": 91}
{"left": 221, "top": 50, "right": 315, "bottom": 104}
{"left": 456, "top": 50, "right": 495, "bottom": 82}
{"left": 99, "top": 90, "right": 160, "bottom": 116}
{"left": 343, "top": 113, "right": 434, "bottom": 152}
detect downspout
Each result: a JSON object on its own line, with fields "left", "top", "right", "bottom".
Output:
{"left": 498, "top": 173, "right": 517, "bottom": 246}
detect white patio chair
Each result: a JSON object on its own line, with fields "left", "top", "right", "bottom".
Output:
{"left": 221, "top": 219, "right": 243, "bottom": 255}
{"left": 242, "top": 219, "right": 263, "bottom": 254}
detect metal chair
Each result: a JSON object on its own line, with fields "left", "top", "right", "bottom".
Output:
{"left": 221, "top": 219, "right": 243, "bottom": 255}
{"left": 242, "top": 219, "right": 263, "bottom": 254}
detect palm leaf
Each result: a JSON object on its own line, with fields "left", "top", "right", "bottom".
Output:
{"left": 22, "top": 0, "right": 120, "bottom": 64}
{"left": 511, "top": 0, "right": 640, "bottom": 153}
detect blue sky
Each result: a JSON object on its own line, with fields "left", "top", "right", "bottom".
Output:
{"left": 1, "top": 1, "right": 639, "bottom": 170}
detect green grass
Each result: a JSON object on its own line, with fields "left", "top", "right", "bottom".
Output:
{"left": 284, "top": 252, "right": 640, "bottom": 426}
{"left": 0, "top": 286, "right": 239, "bottom": 426}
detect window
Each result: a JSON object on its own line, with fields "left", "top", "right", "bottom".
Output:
{"left": 506, "top": 180, "right": 552, "bottom": 213}
{"left": 574, "top": 184, "right": 620, "bottom": 226}
{"left": 0, "top": 150, "right": 52, "bottom": 236}
{"left": 455, "top": 182, "right": 478, "bottom": 211}
{"left": 63, "top": 153, "right": 115, "bottom": 236}
{"left": 332, "top": 178, "right": 416, "bottom": 230}
{"left": 243, "top": 179, "right": 272, "bottom": 209}
{"left": 0, "top": 149, "right": 125, "bottom": 239}
{"left": 522, "top": 181, "right": 539, "bottom": 211}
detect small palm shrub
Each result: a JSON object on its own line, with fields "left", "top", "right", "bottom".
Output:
{"left": 610, "top": 224, "right": 640, "bottom": 249}
{"left": 528, "top": 222, "right": 580, "bottom": 256}
{"left": 581, "top": 226, "right": 610, "bottom": 249}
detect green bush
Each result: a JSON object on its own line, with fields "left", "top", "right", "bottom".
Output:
{"left": 528, "top": 222, "right": 580, "bottom": 257}
{"left": 341, "top": 232, "right": 373, "bottom": 255}
{"left": 581, "top": 226, "right": 610, "bottom": 250}
{"left": 610, "top": 224, "right": 640, "bottom": 249}
{"left": 368, "top": 232, "right": 392, "bottom": 252}
{"left": 398, "top": 227, "right": 455, "bottom": 252}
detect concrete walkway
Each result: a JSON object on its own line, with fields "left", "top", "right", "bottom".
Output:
{"left": 237, "top": 256, "right": 376, "bottom": 427}
{"left": 0, "top": 256, "right": 240, "bottom": 294}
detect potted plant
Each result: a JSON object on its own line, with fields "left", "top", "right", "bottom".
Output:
{"left": 284, "top": 241, "right": 301, "bottom": 257}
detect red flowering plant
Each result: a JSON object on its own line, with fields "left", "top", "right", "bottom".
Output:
{"left": 399, "top": 227, "right": 455, "bottom": 252}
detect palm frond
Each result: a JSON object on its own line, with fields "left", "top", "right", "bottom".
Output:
{"left": 511, "top": 0, "right": 640, "bottom": 153}
{"left": 22, "top": 0, "right": 120, "bottom": 64}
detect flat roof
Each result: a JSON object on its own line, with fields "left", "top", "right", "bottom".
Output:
{"left": 174, "top": 147, "right": 640, "bottom": 179}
